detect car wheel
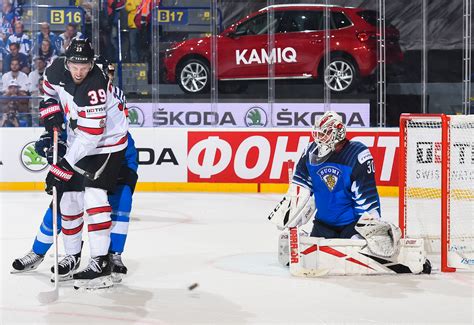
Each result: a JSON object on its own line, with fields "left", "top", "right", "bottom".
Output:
{"left": 177, "top": 59, "right": 210, "bottom": 94}
{"left": 324, "top": 58, "right": 357, "bottom": 93}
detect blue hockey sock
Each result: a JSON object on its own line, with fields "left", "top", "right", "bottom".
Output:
{"left": 109, "top": 185, "right": 132, "bottom": 254}
{"left": 32, "top": 207, "right": 62, "bottom": 256}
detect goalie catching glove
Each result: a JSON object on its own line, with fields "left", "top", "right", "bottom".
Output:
{"left": 268, "top": 183, "right": 316, "bottom": 229}
{"left": 355, "top": 212, "right": 402, "bottom": 258}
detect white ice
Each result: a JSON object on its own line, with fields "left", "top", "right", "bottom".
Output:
{"left": 1, "top": 192, "right": 473, "bottom": 324}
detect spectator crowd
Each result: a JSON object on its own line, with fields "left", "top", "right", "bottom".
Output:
{"left": 0, "top": 0, "right": 158, "bottom": 127}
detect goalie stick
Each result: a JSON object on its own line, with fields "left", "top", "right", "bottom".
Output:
{"left": 38, "top": 128, "right": 60, "bottom": 304}
{"left": 286, "top": 161, "right": 329, "bottom": 277}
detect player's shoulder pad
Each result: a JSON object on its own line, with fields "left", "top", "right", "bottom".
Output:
{"left": 44, "top": 57, "right": 68, "bottom": 85}
{"left": 347, "top": 140, "right": 373, "bottom": 166}
{"left": 297, "top": 141, "right": 316, "bottom": 164}
{"left": 302, "top": 141, "right": 316, "bottom": 157}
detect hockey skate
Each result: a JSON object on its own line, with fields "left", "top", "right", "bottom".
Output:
{"left": 109, "top": 253, "right": 127, "bottom": 283}
{"left": 73, "top": 255, "right": 113, "bottom": 290}
{"left": 51, "top": 252, "right": 81, "bottom": 282}
{"left": 11, "top": 251, "right": 44, "bottom": 273}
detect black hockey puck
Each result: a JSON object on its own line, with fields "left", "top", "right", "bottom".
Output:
{"left": 188, "top": 283, "right": 198, "bottom": 291}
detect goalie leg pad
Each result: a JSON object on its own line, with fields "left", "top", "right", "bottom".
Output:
{"left": 278, "top": 231, "right": 289, "bottom": 267}
{"left": 277, "top": 230, "right": 309, "bottom": 267}
{"left": 297, "top": 237, "right": 428, "bottom": 275}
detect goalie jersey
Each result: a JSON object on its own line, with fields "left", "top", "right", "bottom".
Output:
{"left": 293, "top": 140, "right": 381, "bottom": 227}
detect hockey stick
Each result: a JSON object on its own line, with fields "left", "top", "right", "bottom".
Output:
{"left": 287, "top": 161, "right": 329, "bottom": 278}
{"left": 71, "top": 152, "right": 111, "bottom": 181}
{"left": 38, "top": 128, "right": 60, "bottom": 304}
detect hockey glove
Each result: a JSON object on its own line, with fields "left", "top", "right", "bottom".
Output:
{"left": 45, "top": 139, "right": 67, "bottom": 165}
{"left": 45, "top": 159, "right": 74, "bottom": 195}
{"left": 268, "top": 183, "right": 316, "bottom": 229}
{"left": 35, "top": 132, "right": 68, "bottom": 164}
{"left": 34, "top": 131, "right": 52, "bottom": 158}
{"left": 39, "top": 99, "right": 64, "bottom": 132}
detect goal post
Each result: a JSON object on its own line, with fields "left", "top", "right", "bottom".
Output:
{"left": 399, "top": 113, "right": 474, "bottom": 272}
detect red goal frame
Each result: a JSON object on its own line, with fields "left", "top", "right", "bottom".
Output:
{"left": 399, "top": 114, "right": 455, "bottom": 272}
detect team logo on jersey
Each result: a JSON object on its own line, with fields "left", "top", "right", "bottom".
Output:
{"left": 245, "top": 106, "right": 267, "bottom": 127}
{"left": 128, "top": 106, "right": 145, "bottom": 127}
{"left": 20, "top": 141, "right": 48, "bottom": 172}
{"left": 317, "top": 166, "right": 341, "bottom": 191}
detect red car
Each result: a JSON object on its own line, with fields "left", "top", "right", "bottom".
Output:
{"left": 163, "top": 4, "right": 403, "bottom": 94}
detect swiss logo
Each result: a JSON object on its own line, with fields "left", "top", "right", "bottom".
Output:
{"left": 317, "top": 166, "right": 341, "bottom": 191}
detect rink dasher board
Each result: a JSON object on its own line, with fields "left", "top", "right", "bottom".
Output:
{"left": 0, "top": 127, "right": 400, "bottom": 195}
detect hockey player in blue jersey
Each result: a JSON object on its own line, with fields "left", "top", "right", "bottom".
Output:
{"left": 270, "top": 110, "right": 381, "bottom": 237}
{"left": 269, "top": 111, "right": 431, "bottom": 274}
{"left": 295, "top": 110, "right": 381, "bottom": 238}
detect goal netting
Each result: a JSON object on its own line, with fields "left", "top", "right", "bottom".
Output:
{"left": 399, "top": 114, "right": 474, "bottom": 272}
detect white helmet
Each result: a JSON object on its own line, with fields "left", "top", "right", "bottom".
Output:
{"left": 311, "top": 111, "right": 346, "bottom": 162}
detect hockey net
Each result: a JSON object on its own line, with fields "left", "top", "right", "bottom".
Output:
{"left": 399, "top": 114, "right": 474, "bottom": 272}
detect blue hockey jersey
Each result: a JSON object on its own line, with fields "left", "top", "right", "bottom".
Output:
{"left": 293, "top": 140, "right": 381, "bottom": 227}
{"left": 125, "top": 132, "right": 138, "bottom": 172}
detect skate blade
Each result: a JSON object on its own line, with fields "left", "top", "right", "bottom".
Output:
{"left": 11, "top": 268, "right": 33, "bottom": 274}
{"left": 50, "top": 273, "right": 74, "bottom": 283}
{"left": 111, "top": 272, "right": 124, "bottom": 283}
{"left": 10, "top": 264, "right": 41, "bottom": 274}
{"left": 73, "top": 275, "right": 113, "bottom": 290}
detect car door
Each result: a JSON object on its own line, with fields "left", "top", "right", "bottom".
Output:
{"left": 274, "top": 10, "right": 324, "bottom": 78}
{"left": 218, "top": 12, "right": 283, "bottom": 79}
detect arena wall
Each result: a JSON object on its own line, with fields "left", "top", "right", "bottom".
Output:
{"left": 0, "top": 128, "right": 400, "bottom": 196}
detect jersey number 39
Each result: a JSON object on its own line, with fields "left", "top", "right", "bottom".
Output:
{"left": 88, "top": 89, "right": 107, "bottom": 105}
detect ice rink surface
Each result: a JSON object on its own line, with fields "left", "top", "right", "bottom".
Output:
{"left": 1, "top": 192, "right": 473, "bottom": 324}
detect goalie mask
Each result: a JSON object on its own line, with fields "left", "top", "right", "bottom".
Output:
{"left": 311, "top": 111, "right": 346, "bottom": 164}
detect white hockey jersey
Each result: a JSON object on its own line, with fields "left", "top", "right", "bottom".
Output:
{"left": 42, "top": 57, "right": 128, "bottom": 165}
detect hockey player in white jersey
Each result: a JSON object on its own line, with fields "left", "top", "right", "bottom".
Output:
{"left": 12, "top": 56, "right": 137, "bottom": 284}
{"left": 39, "top": 39, "right": 128, "bottom": 289}
{"left": 269, "top": 111, "right": 431, "bottom": 276}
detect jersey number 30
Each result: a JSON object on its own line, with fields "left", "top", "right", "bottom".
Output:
{"left": 367, "top": 160, "right": 375, "bottom": 174}
{"left": 88, "top": 89, "right": 107, "bottom": 105}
